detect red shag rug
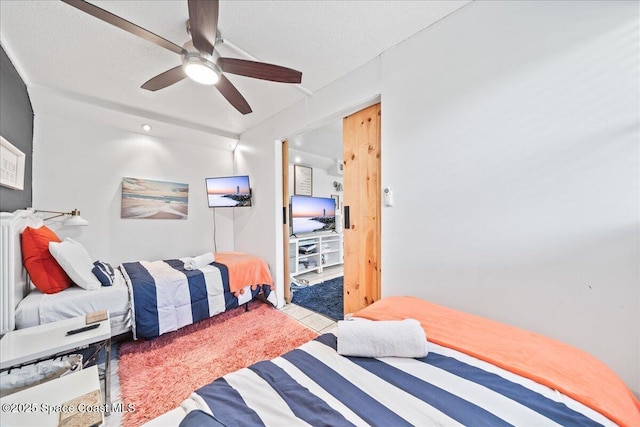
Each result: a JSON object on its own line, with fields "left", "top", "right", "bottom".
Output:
{"left": 118, "top": 302, "right": 317, "bottom": 426}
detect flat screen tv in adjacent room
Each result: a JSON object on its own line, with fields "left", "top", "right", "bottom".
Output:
{"left": 291, "top": 195, "right": 336, "bottom": 235}
{"left": 205, "top": 175, "right": 252, "bottom": 208}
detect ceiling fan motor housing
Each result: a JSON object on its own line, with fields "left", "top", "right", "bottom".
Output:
{"left": 181, "top": 49, "right": 221, "bottom": 85}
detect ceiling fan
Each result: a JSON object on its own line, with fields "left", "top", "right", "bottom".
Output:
{"left": 61, "top": 0, "right": 303, "bottom": 115}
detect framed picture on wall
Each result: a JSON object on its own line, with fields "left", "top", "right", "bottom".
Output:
{"left": 294, "top": 164, "right": 312, "bottom": 196}
{"left": 121, "top": 177, "right": 189, "bottom": 219}
{"left": 0, "top": 136, "right": 26, "bottom": 190}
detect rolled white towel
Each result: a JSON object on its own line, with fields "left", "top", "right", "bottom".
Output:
{"left": 184, "top": 252, "right": 215, "bottom": 271}
{"left": 337, "top": 318, "right": 428, "bottom": 358}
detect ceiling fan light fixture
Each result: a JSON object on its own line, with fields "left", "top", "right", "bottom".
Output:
{"left": 183, "top": 53, "right": 220, "bottom": 85}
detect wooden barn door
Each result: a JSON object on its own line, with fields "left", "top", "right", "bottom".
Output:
{"left": 342, "top": 103, "right": 381, "bottom": 313}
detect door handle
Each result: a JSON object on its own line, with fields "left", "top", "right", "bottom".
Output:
{"left": 344, "top": 205, "right": 350, "bottom": 229}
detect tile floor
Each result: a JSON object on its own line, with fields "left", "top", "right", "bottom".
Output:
{"left": 103, "top": 349, "right": 123, "bottom": 427}
{"left": 102, "top": 302, "right": 334, "bottom": 426}
{"left": 279, "top": 302, "right": 338, "bottom": 335}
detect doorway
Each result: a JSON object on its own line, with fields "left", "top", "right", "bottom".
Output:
{"left": 284, "top": 120, "right": 345, "bottom": 321}
{"left": 282, "top": 102, "right": 382, "bottom": 317}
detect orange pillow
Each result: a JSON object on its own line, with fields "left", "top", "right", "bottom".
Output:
{"left": 21, "top": 226, "right": 72, "bottom": 294}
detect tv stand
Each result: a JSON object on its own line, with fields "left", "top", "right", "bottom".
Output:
{"left": 289, "top": 233, "right": 343, "bottom": 277}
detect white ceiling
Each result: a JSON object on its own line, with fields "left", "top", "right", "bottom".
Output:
{"left": 0, "top": 0, "right": 469, "bottom": 142}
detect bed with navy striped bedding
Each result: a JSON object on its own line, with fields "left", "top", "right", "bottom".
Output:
{"left": 178, "top": 334, "right": 614, "bottom": 427}
{"left": 121, "top": 259, "right": 273, "bottom": 340}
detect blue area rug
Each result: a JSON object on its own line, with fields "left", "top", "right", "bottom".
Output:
{"left": 292, "top": 276, "right": 344, "bottom": 321}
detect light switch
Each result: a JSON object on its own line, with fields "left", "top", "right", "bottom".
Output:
{"left": 383, "top": 187, "right": 393, "bottom": 207}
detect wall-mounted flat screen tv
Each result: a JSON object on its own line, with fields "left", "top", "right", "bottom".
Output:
{"left": 205, "top": 175, "right": 252, "bottom": 208}
{"left": 291, "top": 195, "right": 336, "bottom": 235}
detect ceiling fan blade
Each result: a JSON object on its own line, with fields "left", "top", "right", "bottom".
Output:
{"left": 215, "top": 74, "right": 252, "bottom": 115}
{"left": 217, "top": 58, "right": 302, "bottom": 84}
{"left": 141, "top": 66, "right": 187, "bottom": 91}
{"left": 188, "top": 0, "right": 218, "bottom": 55}
{"left": 61, "top": 0, "right": 185, "bottom": 56}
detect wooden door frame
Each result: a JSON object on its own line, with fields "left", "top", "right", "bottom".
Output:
{"left": 282, "top": 139, "right": 291, "bottom": 303}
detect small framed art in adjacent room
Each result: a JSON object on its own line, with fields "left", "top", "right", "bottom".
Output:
{"left": 294, "top": 164, "right": 312, "bottom": 196}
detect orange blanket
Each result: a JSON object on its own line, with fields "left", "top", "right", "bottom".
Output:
{"left": 215, "top": 252, "right": 274, "bottom": 295}
{"left": 354, "top": 296, "right": 640, "bottom": 427}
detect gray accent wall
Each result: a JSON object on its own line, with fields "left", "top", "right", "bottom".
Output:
{"left": 0, "top": 45, "right": 33, "bottom": 212}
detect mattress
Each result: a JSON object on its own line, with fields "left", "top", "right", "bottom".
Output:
{"left": 14, "top": 273, "right": 131, "bottom": 336}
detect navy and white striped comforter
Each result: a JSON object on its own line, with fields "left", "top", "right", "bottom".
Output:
{"left": 121, "top": 259, "right": 268, "bottom": 340}
{"left": 180, "top": 334, "right": 615, "bottom": 427}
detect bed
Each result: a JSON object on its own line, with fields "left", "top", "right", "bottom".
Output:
{"left": 145, "top": 296, "right": 640, "bottom": 427}
{"left": 1, "top": 210, "right": 276, "bottom": 340}
{"left": 121, "top": 252, "right": 276, "bottom": 340}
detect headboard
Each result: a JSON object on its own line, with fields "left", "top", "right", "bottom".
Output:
{"left": 0, "top": 209, "right": 42, "bottom": 335}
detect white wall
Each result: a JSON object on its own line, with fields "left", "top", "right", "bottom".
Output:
{"left": 32, "top": 110, "right": 236, "bottom": 265}
{"left": 233, "top": 140, "right": 283, "bottom": 303}
{"left": 235, "top": 1, "right": 640, "bottom": 393}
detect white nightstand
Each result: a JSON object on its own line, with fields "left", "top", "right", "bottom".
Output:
{"left": 0, "top": 315, "right": 112, "bottom": 415}
{"left": 0, "top": 365, "right": 103, "bottom": 426}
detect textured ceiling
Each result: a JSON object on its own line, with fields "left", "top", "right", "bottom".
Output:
{"left": 0, "top": 0, "right": 469, "bottom": 142}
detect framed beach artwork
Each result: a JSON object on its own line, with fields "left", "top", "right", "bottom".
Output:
{"left": 121, "top": 177, "right": 189, "bottom": 219}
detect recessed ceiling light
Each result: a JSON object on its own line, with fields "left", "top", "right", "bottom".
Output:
{"left": 294, "top": 156, "right": 302, "bottom": 163}
{"left": 141, "top": 124, "right": 152, "bottom": 132}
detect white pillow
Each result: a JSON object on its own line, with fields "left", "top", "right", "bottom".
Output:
{"left": 49, "top": 238, "right": 101, "bottom": 291}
